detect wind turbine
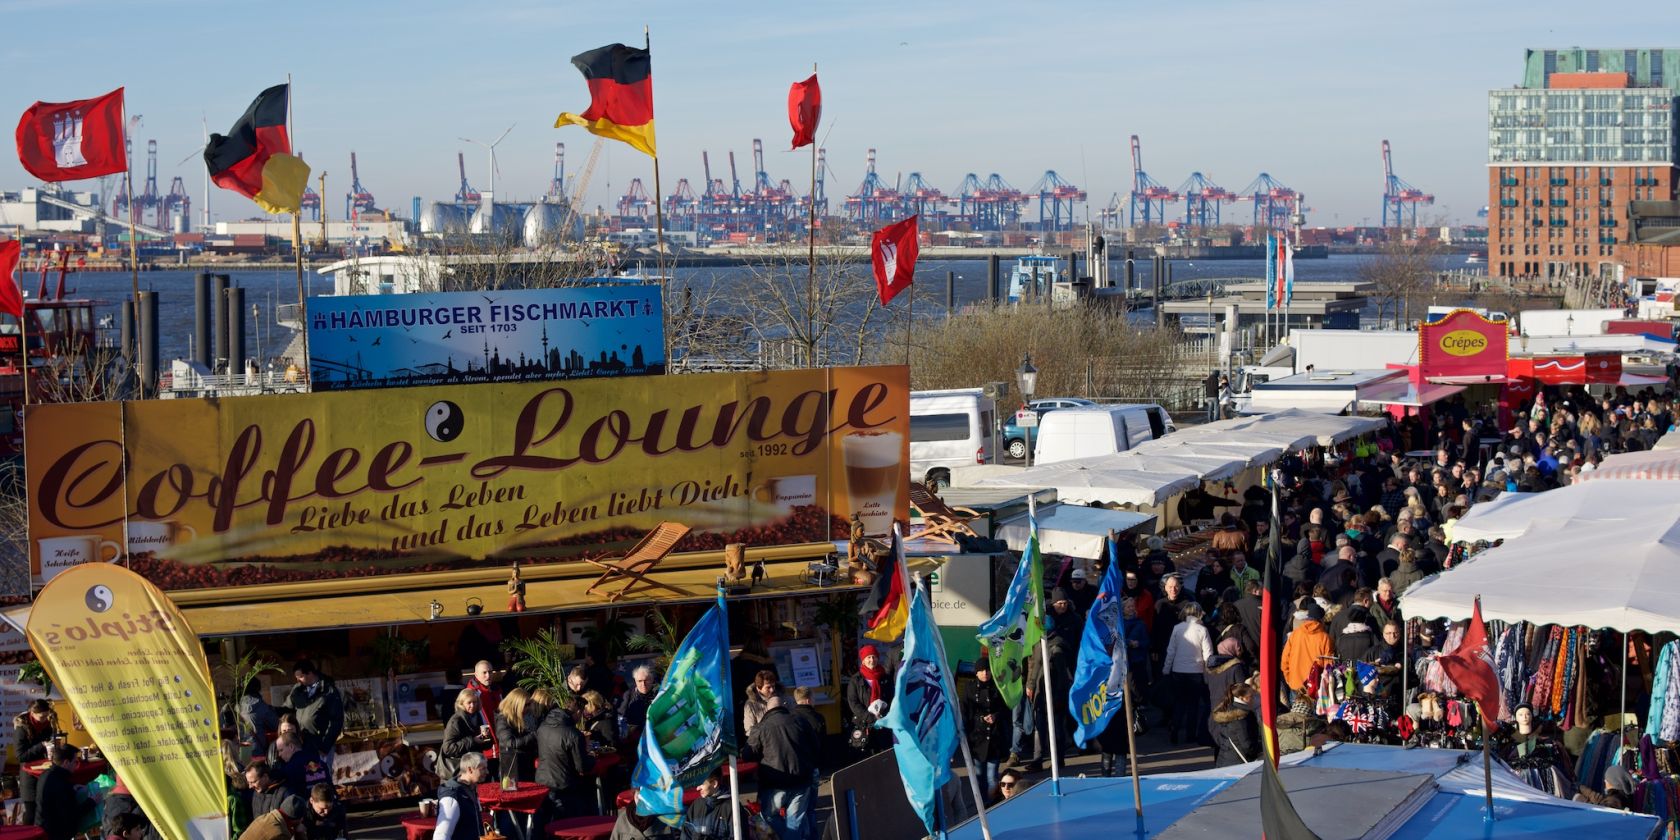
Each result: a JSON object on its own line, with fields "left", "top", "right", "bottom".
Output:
{"left": 460, "top": 123, "right": 516, "bottom": 202}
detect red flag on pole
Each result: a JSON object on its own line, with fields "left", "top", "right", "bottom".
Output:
{"left": 15, "top": 88, "right": 127, "bottom": 182}
{"left": 0, "top": 241, "right": 20, "bottom": 318}
{"left": 871, "top": 215, "right": 919, "bottom": 305}
{"left": 788, "top": 73, "right": 821, "bottom": 150}
{"left": 1438, "top": 596, "right": 1501, "bottom": 725}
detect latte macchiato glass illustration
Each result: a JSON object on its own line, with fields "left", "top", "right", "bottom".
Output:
{"left": 843, "top": 430, "right": 903, "bottom": 536}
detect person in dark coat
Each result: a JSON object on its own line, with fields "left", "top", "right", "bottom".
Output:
{"left": 493, "top": 687, "right": 542, "bottom": 783}
{"left": 243, "top": 762, "right": 287, "bottom": 821}
{"left": 100, "top": 776, "right": 162, "bottom": 840}
{"left": 1092, "top": 686, "right": 1134, "bottom": 778}
{"left": 962, "top": 659, "right": 1011, "bottom": 792}
{"left": 1203, "top": 638, "right": 1250, "bottom": 745}
{"left": 1387, "top": 548, "right": 1427, "bottom": 595}
{"left": 13, "top": 699, "right": 56, "bottom": 827}
{"left": 534, "top": 699, "right": 595, "bottom": 824}
{"left": 683, "top": 768, "right": 746, "bottom": 839}
{"left": 846, "top": 645, "right": 894, "bottom": 756}
{"left": 439, "top": 689, "right": 495, "bottom": 782}
{"left": 1335, "top": 604, "right": 1379, "bottom": 663}
{"left": 35, "top": 744, "right": 94, "bottom": 840}
{"left": 749, "top": 696, "right": 821, "bottom": 840}
{"left": 284, "top": 660, "right": 344, "bottom": 765}
{"left": 1210, "top": 684, "right": 1261, "bottom": 768}
{"left": 302, "top": 784, "right": 348, "bottom": 840}
{"left": 433, "top": 754, "right": 486, "bottom": 840}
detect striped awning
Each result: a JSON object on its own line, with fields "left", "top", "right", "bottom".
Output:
{"left": 1576, "top": 449, "right": 1680, "bottom": 483}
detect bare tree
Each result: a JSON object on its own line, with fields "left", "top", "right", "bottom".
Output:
{"left": 731, "top": 248, "right": 890, "bottom": 368}
{"left": 1357, "top": 236, "right": 1444, "bottom": 328}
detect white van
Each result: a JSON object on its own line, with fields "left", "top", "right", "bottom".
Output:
{"left": 1033, "top": 404, "right": 1174, "bottom": 464}
{"left": 909, "top": 389, "right": 998, "bottom": 487}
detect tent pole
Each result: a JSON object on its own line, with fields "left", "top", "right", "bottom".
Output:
{"left": 1619, "top": 631, "right": 1628, "bottom": 756}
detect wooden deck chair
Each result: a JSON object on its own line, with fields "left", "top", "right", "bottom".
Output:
{"left": 584, "top": 522, "right": 692, "bottom": 601}
{"left": 908, "top": 482, "right": 982, "bottom": 545}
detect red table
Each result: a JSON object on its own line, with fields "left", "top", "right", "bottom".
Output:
{"left": 399, "top": 813, "right": 436, "bottom": 840}
{"left": 0, "top": 827, "right": 47, "bottom": 840}
{"left": 22, "top": 757, "right": 109, "bottom": 785}
{"left": 480, "top": 781, "right": 548, "bottom": 837}
{"left": 544, "top": 815, "right": 615, "bottom": 840}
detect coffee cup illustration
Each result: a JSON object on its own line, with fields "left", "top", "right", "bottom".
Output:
{"left": 36, "top": 536, "right": 121, "bottom": 582}
{"left": 125, "top": 521, "right": 198, "bottom": 554}
{"left": 842, "top": 430, "right": 904, "bottom": 536}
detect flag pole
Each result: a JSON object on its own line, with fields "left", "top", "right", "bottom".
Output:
{"left": 1479, "top": 697, "right": 1494, "bottom": 823}
{"left": 647, "top": 26, "right": 670, "bottom": 361}
{"left": 905, "top": 280, "right": 913, "bottom": 366}
{"left": 806, "top": 62, "right": 818, "bottom": 369}
{"left": 1027, "top": 496, "right": 1063, "bottom": 797}
{"left": 1121, "top": 674, "right": 1142, "bottom": 818}
{"left": 286, "top": 74, "right": 310, "bottom": 376}
{"left": 122, "top": 99, "right": 143, "bottom": 398}
{"left": 919, "top": 570, "right": 993, "bottom": 840}
{"left": 712, "top": 580, "right": 744, "bottom": 840}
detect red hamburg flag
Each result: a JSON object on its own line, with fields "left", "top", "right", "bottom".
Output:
{"left": 788, "top": 73, "right": 821, "bottom": 150}
{"left": 0, "top": 241, "right": 20, "bottom": 318}
{"left": 871, "top": 215, "right": 919, "bottom": 305}
{"left": 1438, "top": 596, "right": 1501, "bottom": 726}
{"left": 15, "top": 88, "right": 127, "bottom": 182}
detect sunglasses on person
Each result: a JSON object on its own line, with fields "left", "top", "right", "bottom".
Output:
{"left": 999, "top": 780, "right": 1018, "bottom": 789}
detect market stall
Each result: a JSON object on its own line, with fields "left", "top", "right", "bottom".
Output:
{"left": 1575, "top": 449, "right": 1680, "bottom": 483}
{"left": 1445, "top": 481, "right": 1680, "bottom": 546}
{"left": 993, "top": 504, "right": 1155, "bottom": 560}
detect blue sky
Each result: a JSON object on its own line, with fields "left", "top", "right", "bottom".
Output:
{"left": 2, "top": 0, "right": 1675, "bottom": 227}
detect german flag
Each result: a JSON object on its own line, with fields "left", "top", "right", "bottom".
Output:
{"left": 860, "top": 531, "right": 908, "bottom": 643}
{"left": 204, "top": 84, "right": 310, "bottom": 215}
{"left": 555, "top": 43, "right": 656, "bottom": 158}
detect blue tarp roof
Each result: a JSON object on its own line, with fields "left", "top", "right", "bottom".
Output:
{"left": 946, "top": 743, "right": 1659, "bottom": 840}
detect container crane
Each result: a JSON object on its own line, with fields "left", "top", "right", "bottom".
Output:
{"left": 1177, "top": 172, "right": 1237, "bottom": 228}
{"left": 901, "top": 172, "right": 948, "bottom": 226}
{"left": 1380, "top": 140, "right": 1434, "bottom": 229}
{"left": 1099, "top": 193, "right": 1124, "bottom": 229}
{"left": 664, "top": 178, "right": 697, "bottom": 231}
{"left": 300, "top": 182, "right": 321, "bottom": 220}
{"left": 559, "top": 138, "right": 603, "bottom": 240}
{"left": 1237, "top": 172, "right": 1299, "bottom": 230}
{"left": 846, "top": 148, "right": 901, "bottom": 224}
{"left": 1031, "top": 170, "right": 1086, "bottom": 232}
{"left": 616, "top": 178, "right": 653, "bottom": 220}
{"left": 1128, "top": 135, "right": 1179, "bottom": 227}
{"left": 455, "top": 152, "right": 482, "bottom": 207}
{"left": 162, "top": 176, "right": 191, "bottom": 232}
{"left": 346, "top": 151, "right": 378, "bottom": 217}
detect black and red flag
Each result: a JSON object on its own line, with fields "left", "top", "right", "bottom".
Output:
{"left": 788, "top": 73, "right": 821, "bottom": 150}
{"left": 15, "top": 87, "right": 127, "bottom": 182}
{"left": 556, "top": 43, "right": 656, "bottom": 158}
{"left": 0, "top": 241, "right": 20, "bottom": 318}
{"left": 1260, "top": 470, "right": 1322, "bottom": 840}
{"left": 203, "top": 84, "right": 310, "bottom": 214}
{"left": 870, "top": 215, "right": 919, "bottom": 305}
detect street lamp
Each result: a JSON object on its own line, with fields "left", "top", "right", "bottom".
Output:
{"left": 1018, "top": 353, "right": 1038, "bottom": 467}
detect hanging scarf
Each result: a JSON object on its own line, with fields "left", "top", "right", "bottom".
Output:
{"left": 859, "top": 645, "right": 887, "bottom": 705}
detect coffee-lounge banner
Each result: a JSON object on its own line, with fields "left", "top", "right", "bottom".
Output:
{"left": 26, "top": 366, "right": 909, "bottom": 591}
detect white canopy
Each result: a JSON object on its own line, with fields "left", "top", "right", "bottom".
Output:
{"left": 1448, "top": 481, "right": 1680, "bottom": 544}
{"left": 1402, "top": 511, "right": 1680, "bottom": 635}
{"left": 1100, "top": 451, "right": 1249, "bottom": 482}
{"left": 1180, "top": 408, "right": 1388, "bottom": 448}
{"left": 1128, "top": 437, "right": 1285, "bottom": 469}
{"left": 1576, "top": 449, "right": 1680, "bottom": 483}
{"left": 963, "top": 459, "right": 1202, "bottom": 507}
{"left": 995, "top": 504, "right": 1156, "bottom": 559}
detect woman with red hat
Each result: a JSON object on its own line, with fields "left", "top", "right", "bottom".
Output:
{"left": 845, "top": 645, "right": 894, "bottom": 756}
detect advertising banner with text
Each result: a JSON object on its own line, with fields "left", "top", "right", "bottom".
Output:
{"left": 26, "top": 563, "right": 228, "bottom": 840}
{"left": 1419, "top": 309, "right": 1508, "bottom": 381}
{"left": 307, "top": 284, "right": 665, "bottom": 391}
{"left": 27, "top": 366, "right": 908, "bottom": 590}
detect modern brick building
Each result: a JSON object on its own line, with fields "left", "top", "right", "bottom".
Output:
{"left": 1488, "top": 48, "right": 1680, "bottom": 279}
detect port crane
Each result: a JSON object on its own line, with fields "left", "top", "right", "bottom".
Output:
{"left": 162, "top": 176, "right": 191, "bottom": 231}
{"left": 1237, "top": 172, "right": 1300, "bottom": 230}
{"left": 845, "top": 148, "right": 901, "bottom": 225}
{"left": 346, "top": 151, "right": 378, "bottom": 217}
{"left": 1031, "top": 170, "right": 1086, "bottom": 232}
{"left": 1177, "top": 172, "right": 1237, "bottom": 228}
{"left": 1380, "top": 139, "right": 1434, "bottom": 228}
{"left": 1128, "top": 135, "right": 1179, "bottom": 228}
{"left": 617, "top": 178, "right": 653, "bottom": 220}
{"left": 455, "top": 152, "right": 482, "bottom": 207}
{"left": 559, "top": 138, "right": 604, "bottom": 240}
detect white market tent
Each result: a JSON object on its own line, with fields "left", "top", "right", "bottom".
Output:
{"left": 1447, "top": 480, "right": 1680, "bottom": 544}
{"left": 1576, "top": 448, "right": 1680, "bottom": 483}
{"left": 1402, "top": 511, "right": 1680, "bottom": 635}
{"left": 995, "top": 505, "right": 1156, "bottom": 559}
{"left": 963, "top": 459, "right": 1202, "bottom": 507}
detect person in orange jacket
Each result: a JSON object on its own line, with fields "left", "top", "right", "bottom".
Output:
{"left": 1281, "top": 600, "right": 1333, "bottom": 698}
